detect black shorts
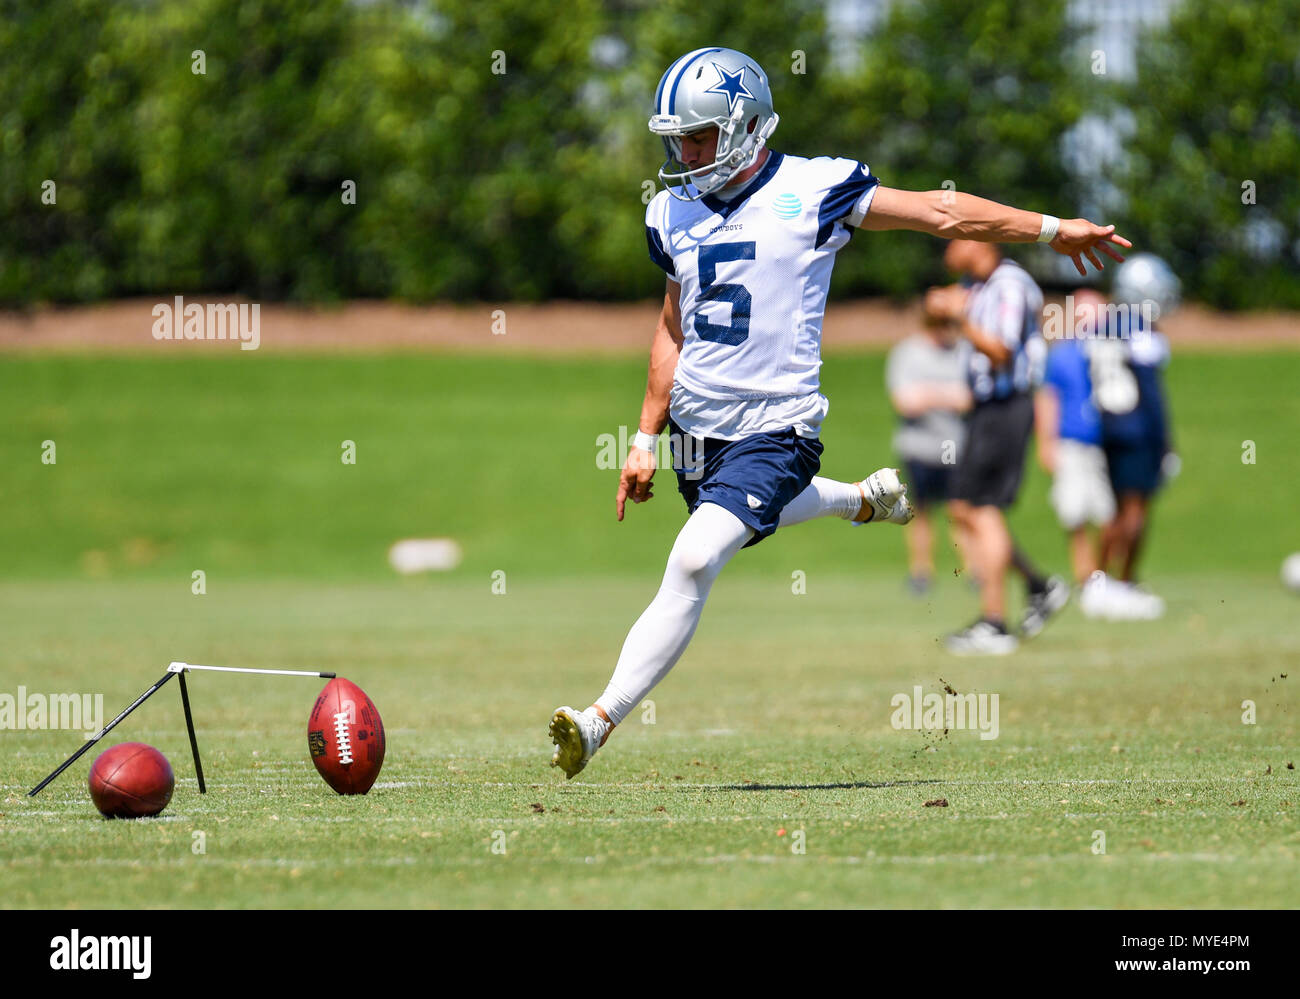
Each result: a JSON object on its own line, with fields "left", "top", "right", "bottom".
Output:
{"left": 902, "top": 459, "right": 954, "bottom": 509}
{"left": 948, "top": 392, "right": 1034, "bottom": 509}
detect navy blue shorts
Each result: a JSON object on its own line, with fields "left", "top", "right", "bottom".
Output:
{"left": 902, "top": 459, "right": 953, "bottom": 509}
{"left": 669, "top": 421, "right": 823, "bottom": 548}
{"left": 1106, "top": 439, "right": 1164, "bottom": 496}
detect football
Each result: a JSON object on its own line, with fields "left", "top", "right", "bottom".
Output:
{"left": 1282, "top": 552, "right": 1300, "bottom": 593}
{"left": 307, "top": 677, "right": 386, "bottom": 794}
{"left": 88, "top": 742, "right": 174, "bottom": 818}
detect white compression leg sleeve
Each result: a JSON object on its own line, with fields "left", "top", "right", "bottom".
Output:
{"left": 777, "top": 475, "right": 862, "bottom": 527}
{"left": 595, "top": 502, "right": 753, "bottom": 725}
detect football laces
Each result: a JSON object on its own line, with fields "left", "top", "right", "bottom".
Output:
{"left": 333, "top": 710, "right": 354, "bottom": 765}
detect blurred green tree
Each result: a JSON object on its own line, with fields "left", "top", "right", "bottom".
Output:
{"left": 0, "top": 0, "right": 145, "bottom": 301}
{"left": 2, "top": 0, "right": 1294, "bottom": 308}
{"left": 351, "top": 0, "right": 628, "bottom": 300}
{"left": 119, "top": 0, "right": 371, "bottom": 300}
{"left": 829, "top": 0, "right": 1088, "bottom": 297}
{"left": 1118, "top": 0, "right": 1300, "bottom": 308}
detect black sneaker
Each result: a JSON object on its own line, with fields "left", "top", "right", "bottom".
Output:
{"left": 1020, "top": 575, "right": 1070, "bottom": 638}
{"left": 945, "top": 618, "right": 1018, "bottom": 656}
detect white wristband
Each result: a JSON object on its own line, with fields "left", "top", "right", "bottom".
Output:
{"left": 632, "top": 430, "right": 659, "bottom": 453}
{"left": 1037, "top": 213, "right": 1060, "bottom": 243}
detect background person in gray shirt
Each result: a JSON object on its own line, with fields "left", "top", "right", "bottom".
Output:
{"left": 886, "top": 312, "right": 973, "bottom": 594}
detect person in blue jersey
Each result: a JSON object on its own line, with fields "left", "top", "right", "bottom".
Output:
{"left": 1094, "top": 255, "right": 1181, "bottom": 618}
{"left": 549, "top": 47, "right": 1130, "bottom": 778}
{"left": 928, "top": 242, "right": 1069, "bottom": 654}
{"left": 1035, "top": 288, "right": 1119, "bottom": 615}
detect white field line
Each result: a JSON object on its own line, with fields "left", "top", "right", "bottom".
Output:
{"left": 10, "top": 738, "right": 1296, "bottom": 760}
{"left": 3, "top": 774, "right": 1279, "bottom": 794}
{"left": 4, "top": 809, "right": 1294, "bottom": 828}
{"left": 0, "top": 852, "right": 1275, "bottom": 872}
{"left": 248, "top": 776, "right": 1282, "bottom": 789}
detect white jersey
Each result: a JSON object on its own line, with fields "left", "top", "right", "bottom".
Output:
{"left": 645, "top": 151, "right": 878, "bottom": 439}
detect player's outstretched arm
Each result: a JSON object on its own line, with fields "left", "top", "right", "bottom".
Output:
{"left": 617, "top": 280, "right": 684, "bottom": 521}
{"left": 860, "top": 187, "right": 1132, "bottom": 276}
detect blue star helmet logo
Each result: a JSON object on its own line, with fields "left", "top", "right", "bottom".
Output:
{"left": 704, "top": 63, "right": 756, "bottom": 116}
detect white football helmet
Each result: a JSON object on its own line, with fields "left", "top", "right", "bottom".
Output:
{"left": 648, "top": 47, "right": 779, "bottom": 201}
{"left": 1111, "top": 253, "right": 1181, "bottom": 320}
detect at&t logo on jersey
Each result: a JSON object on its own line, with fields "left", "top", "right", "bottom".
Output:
{"left": 770, "top": 193, "right": 802, "bottom": 219}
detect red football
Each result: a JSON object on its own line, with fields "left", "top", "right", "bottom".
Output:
{"left": 88, "top": 742, "right": 174, "bottom": 818}
{"left": 308, "top": 678, "right": 385, "bottom": 794}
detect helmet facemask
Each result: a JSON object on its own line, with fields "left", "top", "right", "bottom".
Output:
{"left": 651, "top": 111, "right": 779, "bottom": 201}
{"left": 648, "top": 48, "right": 779, "bottom": 202}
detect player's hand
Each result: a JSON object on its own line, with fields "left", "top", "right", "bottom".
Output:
{"left": 1050, "top": 220, "right": 1132, "bottom": 276}
{"left": 616, "top": 445, "right": 657, "bottom": 521}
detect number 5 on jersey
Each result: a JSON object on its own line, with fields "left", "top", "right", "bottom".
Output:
{"left": 695, "top": 241, "right": 756, "bottom": 346}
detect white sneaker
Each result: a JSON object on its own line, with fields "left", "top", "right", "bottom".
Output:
{"left": 945, "top": 619, "right": 1019, "bottom": 656}
{"left": 1082, "top": 572, "right": 1166, "bottom": 620}
{"left": 1080, "top": 571, "right": 1111, "bottom": 619}
{"left": 1118, "top": 581, "right": 1166, "bottom": 620}
{"left": 856, "top": 468, "right": 914, "bottom": 525}
{"left": 549, "top": 706, "right": 611, "bottom": 779}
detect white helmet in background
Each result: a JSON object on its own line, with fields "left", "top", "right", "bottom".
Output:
{"left": 1112, "top": 253, "right": 1181, "bottom": 321}
{"left": 648, "top": 47, "right": 779, "bottom": 201}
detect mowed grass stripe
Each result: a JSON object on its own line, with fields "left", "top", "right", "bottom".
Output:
{"left": 2, "top": 352, "right": 1298, "bottom": 580}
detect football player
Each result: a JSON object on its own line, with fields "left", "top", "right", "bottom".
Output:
{"left": 1095, "top": 254, "right": 1180, "bottom": 617}
{"left": 550, "top": 47, "right": 1129, "bottom": 777}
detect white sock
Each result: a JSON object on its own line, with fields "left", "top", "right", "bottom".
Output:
{"left": 595, "top": 503, "right": 753, "bottom": 725}
{"left": 777, "top": 476, "right": 863, "bottom": 527}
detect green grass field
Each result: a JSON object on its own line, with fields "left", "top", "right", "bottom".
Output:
{"left": 2, "top": 350, "right": 1298, "bottom": 908}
